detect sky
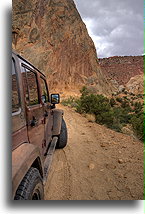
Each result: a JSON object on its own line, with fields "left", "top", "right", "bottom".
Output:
{"left": 74, "top": 0, "right": 144, "bottom": 58}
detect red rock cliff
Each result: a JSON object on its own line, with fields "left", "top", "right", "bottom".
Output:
{"left": 12, "top": 0, "right": 114, "bottom": 96}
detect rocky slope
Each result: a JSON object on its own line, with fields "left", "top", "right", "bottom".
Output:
{"left": 12, "top": 0, "right": 114, "bottom": 96}
{"left": 99, "top": 56, "right": 143, "bottom": 93}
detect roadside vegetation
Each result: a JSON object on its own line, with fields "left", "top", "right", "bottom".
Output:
{"left": 61, "top": 86, "right": 144, "bottom": 141}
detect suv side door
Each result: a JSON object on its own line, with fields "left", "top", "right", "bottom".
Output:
{"left": 12, "top": 56, "right": 28, "bottom": 150}
{"left": 21, "top": 65, "right": 46, "bottom": 157}
{"left": 39, "top": 76, "right": 53, "bottom": 154}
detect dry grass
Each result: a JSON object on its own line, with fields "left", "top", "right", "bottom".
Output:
{"left": 85, "top": 114, "right": 96, "bottom": 123}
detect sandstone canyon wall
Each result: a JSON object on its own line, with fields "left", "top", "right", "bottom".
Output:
{"left": 12, "top": 0, "right": 114, "bottom": 96}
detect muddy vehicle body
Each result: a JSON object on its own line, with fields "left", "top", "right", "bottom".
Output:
{"left": 12, "top": 51, "right": 67, "bottom": 200}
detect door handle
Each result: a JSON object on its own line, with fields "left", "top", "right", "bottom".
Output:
{"left": 30, "top": 116, "right": 38, "bottom": 127}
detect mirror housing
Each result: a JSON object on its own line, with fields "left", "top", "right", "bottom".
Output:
{"left": 51, "top": 94, "right": 60, "bottom": 104}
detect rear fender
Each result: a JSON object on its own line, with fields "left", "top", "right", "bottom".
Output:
{"left": 12, "top": 143, "right": 43, "bottom": 199}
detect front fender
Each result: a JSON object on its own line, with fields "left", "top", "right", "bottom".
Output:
{"left": 52, "top": 109, "right": 63, "bottom": 136}
{"left": 12, "top": 143, "right": 43, "bottom": 199}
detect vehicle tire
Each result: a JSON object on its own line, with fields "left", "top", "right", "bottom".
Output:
{"left": 56, "top": 118, "right": 68, "bottom": 149}
{"left": 14, "top": 167, "right": 44, "bottom": 200}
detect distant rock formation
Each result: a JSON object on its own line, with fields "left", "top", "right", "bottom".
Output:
{"left": 99, "top": 56, "right": 143, "bottom": 85}
{"left": 12, "top": 0, "right": 114, "bottom": 96}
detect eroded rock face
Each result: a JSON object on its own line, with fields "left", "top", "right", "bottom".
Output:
{"left": 126, "top": 74, "right": 144, "bottom": 95}
{"left": 12, "top": 0, "right": 113, "bottom": 96}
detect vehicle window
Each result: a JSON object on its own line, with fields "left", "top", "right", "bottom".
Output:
{"left": 22, "top": 67, "right": 39, "bottom": 106}
{"left": 12, "top": 59, "right": 20, "bottom": 113}
{"left": 21, "top": 67, "right": 29, "bottom": 105}
{"left": 40, "top": 77, "right": 49, "bottom": 103}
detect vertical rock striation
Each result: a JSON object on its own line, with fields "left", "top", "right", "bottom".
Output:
{"left": 12, "top": 0, "right": 113, "bottom": 95}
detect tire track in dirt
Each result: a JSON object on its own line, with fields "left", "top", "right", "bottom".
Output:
{"left": 44, "top": 149, "right": 71, "bottom": 200}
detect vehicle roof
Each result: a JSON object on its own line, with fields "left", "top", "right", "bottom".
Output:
{"left": 12, "top": 50, "right": 46, "bottom": 77}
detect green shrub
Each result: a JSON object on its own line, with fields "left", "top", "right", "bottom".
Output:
{"left": 133, "top": 101, "right": 142, "bottom": 113}
{"left": 137, "top": 94, "right": 143, "bottom": 98}
{"left": 111, "top": 117, "right": 122, "bottom": 132}
{"left": 130, "top": 112, "right": 144, "bottom": 140}
{"left": 95, "top": 110, "right": 114, "bottom": 128}
{"left": 121, "top": 100, "right": 129, "bottom": 108}
{"left": 130, "top": 101, "right": 134, "bottom": 106}
{"left": 76, "top": 93, "right": 97, "bottom": 113}
{"left": 113, "top": 107, "right": 131, "bottom": 125}
{"left": 61, "top": 96, "right": 78, "bottom": 108}
{"left": 76, "top": 93, "right": 110, "bottom": 114}
{"left": 63, "top": 87, "right": 144, "bottom": 141}
{"left": 80, "top": 86, "right": 89, "bottom": 97}
{"left": 110, "top": 98, "right": 116, "bottom": 107}
{"left": 116, "top": 97, "right": 123, "bottom": 103}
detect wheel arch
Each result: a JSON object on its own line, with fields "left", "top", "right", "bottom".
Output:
{"left": 12, "top": 143, "right": 44, "bottom": 199}
{"left": 52, "top": 109, "right": 64, "bottom": 136}
{"left": 31, "top": 157, "right": 43, "bottom": 179}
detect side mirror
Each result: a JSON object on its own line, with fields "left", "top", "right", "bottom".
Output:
{"left": 51, "top": 94, "right": 60, "bottom": 104}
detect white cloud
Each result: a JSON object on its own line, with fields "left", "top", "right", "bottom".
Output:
{"left": 74, "top": 0, "right": 143, "bottom": 58}
{"left": 83, "top": 18, "right": 114, "bottom": 58}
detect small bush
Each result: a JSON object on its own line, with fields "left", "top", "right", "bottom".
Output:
{"left": 133, "top": 101, "right": 142, "bottom": 113}
{"left": 61, "top": 96, "right": 78, "bottom": 108}
{"left": 130, "top": 112, "right": 144, "bottom": 140}
{"left": 110, "top": 98, "right": 116, "bottom": 107}
{"left": 95, "top": 110, "right": 114, "bottom": 128}
{"left": 111, "top": 118, "right": 123, "bottom": 132}
{"left": 113, "top": 107, "right": 131, "bottom": 125}
{"left": 137, "top": 94, "right": 143, "bottom": 98}
{"left": 116, "top": 97, "right": 123, "bottom": 103}
{"left": 76, "top": 93, "right": 110, "bottom": 114}
{"left": 121, "top": 100, "right": 129, "bottom": 108}
{"left": 80, "top": 86, "right": 89, "bottom": 97}
{"left": 130, "top": 101, "right": 134, "bottom": 106}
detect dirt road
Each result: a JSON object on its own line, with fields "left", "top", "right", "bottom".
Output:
{"left": 44, "top": 105, "right": 143, "bottom": 200}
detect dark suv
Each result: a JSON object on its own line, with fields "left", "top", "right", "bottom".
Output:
{"left": 12, "top": 51, "right": 67, "bottom": 200}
